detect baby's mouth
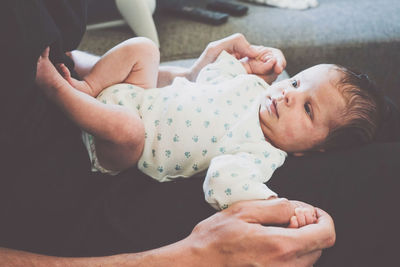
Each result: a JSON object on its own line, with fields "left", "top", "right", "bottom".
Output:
{"left": 270, "top": 99, "right": 279, "bottom": 118}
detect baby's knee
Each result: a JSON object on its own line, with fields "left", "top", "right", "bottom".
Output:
{"left": 124, "top": 37, "right": 160, "bottom": 62}
{"left": 123, "top": 117, "right": 145, "bottom": 148}
{"left": 118, "top": 117, "right": 145, "bottom": 164}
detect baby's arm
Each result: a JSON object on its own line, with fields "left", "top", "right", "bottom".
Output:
{"left": 240, "top": 45, "right": 286, "bottom": 84}
{"left": 204, "top": 154, "right": 278, "bottom": 210}
{"left": 61, "top": 37, "right": 160, "bottom": 97}
{"left": 196, "top": 50, "right": 247, "bottom": 85}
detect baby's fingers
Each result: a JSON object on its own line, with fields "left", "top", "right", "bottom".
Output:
{"left": 288, "top": 215, "right": 299, "bottom": 228}
{"left": 295, "top": 208, "right": 307, "bottom": 227}
{"left": 306, "top": 208, "right": 317, "bottom": 224}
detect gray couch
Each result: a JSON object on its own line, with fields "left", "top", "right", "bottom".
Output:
{"left": 80, "top": 0, "right": 400, "bottom": 105}
{"left": 155, "top": 0, "right": 400, "bottom": 106}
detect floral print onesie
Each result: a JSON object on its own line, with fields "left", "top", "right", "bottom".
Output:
{"left": 82, "top": 50, "right": 287, "bottom": 210}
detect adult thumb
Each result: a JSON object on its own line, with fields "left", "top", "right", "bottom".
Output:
{"left": 226, "top": 198, "right": 294, "bottom": 225}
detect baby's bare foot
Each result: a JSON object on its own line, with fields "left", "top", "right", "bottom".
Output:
{"left": 56, "top": 63, "right": 75, "bottom": 86}
{"left": 35, "top": 47, "right": 70, "bottom": 99}
{"left": 56, "top": 63, "right": 94, "bottom": 96}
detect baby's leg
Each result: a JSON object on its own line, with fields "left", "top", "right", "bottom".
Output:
{"left": 63, "top": 37, "right": 160, "bottom": 97}
{"left": 36, "top": 47, "right": 145, "bottom": 171}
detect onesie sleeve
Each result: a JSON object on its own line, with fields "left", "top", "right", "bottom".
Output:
{"left": 196, "top": 50, "right": 247, "bottom": 85}
{"left": 203, "top": 152, "right": 279, "bottom": 210}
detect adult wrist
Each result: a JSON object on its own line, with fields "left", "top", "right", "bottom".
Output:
{"left": 112, "top": 238, "right": 201, "bottom": 267}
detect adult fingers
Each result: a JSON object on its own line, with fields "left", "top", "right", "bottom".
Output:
{"left": 257, "top": 208, "right": 334, "bottom": 259}
{"left": 224, "top": 198, "right": 295, "bottom": 225}
{"left": 290, "top": 200, "right": 315, "bottom": 210}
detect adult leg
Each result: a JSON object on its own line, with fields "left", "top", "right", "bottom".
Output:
{"left": 1, "top": 0, "right": 97, "bottom": 255}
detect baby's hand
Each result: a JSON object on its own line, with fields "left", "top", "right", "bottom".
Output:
{"left": 240, "top": 45, "right": 286, "bottom": 84}
{"left": 288, "top": 201, "right": 317, "bottom": 228}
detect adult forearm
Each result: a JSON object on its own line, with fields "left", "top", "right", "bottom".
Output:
{"left": 0, "top": 247, "right": 113, "bottom": 267}
{"left": 0, "top": 199, "right": 334, "bottom": 267}
{"left": 0, "top": 241, "right": 197, "bottom": 267}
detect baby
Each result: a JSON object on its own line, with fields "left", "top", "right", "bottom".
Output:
{"left": 36, "top": 35, "right": 383, "bottom": 228}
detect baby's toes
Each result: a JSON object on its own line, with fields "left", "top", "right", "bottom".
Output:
{"left": 56, "top": 64, "right": 71, "bottom": 79}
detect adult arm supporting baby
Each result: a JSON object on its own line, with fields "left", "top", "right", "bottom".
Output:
{"left": 0, "top": 198, "right": 335, "bottom": 267}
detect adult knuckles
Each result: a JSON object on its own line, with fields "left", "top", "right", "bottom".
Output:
{"left": 268, "top": 235, "right": 298, "bottom": 262}
{"left": 223, "top": 201, "right": 250, "bottom": 218}
{"left": 317, "top": 208, "right": 336, "bottom": 248}
{"left": 273, "top": 198, "right": 292, "bottom": 212}
{"left": 225, "top": 198, "right": 293, "bottom": 219}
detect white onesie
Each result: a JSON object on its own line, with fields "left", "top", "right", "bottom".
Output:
{"left": 82, "top": 51, "right": 287, "bottom": 210}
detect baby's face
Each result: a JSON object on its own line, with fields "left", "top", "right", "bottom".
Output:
{"left": 259, "top": 64, "right": 346, "bottom": 153}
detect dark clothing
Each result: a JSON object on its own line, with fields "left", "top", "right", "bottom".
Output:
{"left": 1, "top": 0, "right": 94, "bottom": 254}
{"left": 1, "top": 1, "right": 399, "bottom": 266}
{"left": 0, "top": 0, "right": 210, "bottom": 256}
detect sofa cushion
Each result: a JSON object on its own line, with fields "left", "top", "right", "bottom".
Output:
{"left": 154, "top": 0, "right": 400, "bottom": 107}
{"left": 79, "top": 0, "right": 400, "bottom": 106}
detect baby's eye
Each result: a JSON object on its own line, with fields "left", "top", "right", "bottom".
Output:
{"left": 304, "top": 103, "right": 312, "bottom": 118}
{"left": 291, "top": 79, "right": 299, "bottom": 88}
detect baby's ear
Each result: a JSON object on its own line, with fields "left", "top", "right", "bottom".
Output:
{"left": 292, "top": 149, "right": 325, "bottom": 157}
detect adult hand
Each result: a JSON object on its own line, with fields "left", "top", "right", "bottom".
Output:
{"left": 182, "top": 198, "right": 335, "bottom": 267}
{"left": 188, "top": 33, "right": 286, "bottom": 84}
{"left": 0, "top": 198, "right": 334, "bottom": 266}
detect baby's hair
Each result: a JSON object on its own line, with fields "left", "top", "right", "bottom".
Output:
{"left": 314, "top": 65, "right": 385, "bottom": 151}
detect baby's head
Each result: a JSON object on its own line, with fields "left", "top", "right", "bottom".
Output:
{"left": 259, "top": 64, "right": 384, "bottom": 154}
